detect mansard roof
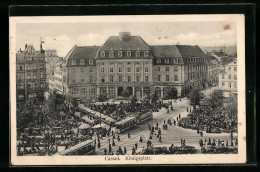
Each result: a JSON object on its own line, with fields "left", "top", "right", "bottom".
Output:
{"left": 66, "top": 46, "right": 101, "bottom": 60}
{"left": 99, "top": 36, "right": 150, "bottom": 51}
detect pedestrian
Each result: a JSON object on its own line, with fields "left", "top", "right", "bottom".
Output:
{"left": 190, "top": 108, "right": 192, "bottom": 113}
{"left": 112, "top": 139, "right": 115, "bottom": 146}
{"left": 128, "top": 132, "right": 130, "bottom": 138}
{"left": 135, "top": 143, "right": 138, "bottom": 150}
{"left": 104, "top": 148, "right": 107, "bottom": 155}
{"left": 109, "top": 144, "right": 112, "bottom": 154}
{"left": 179, "top": 114, "right": 181, "bottom": 119}
{"left": 124, "top": 147, "right": 127, "bottom": 155}
{"left": 159, "top": 135, "right": 162, "bottom": 142}
{"left": 187, "top": 107, "right": 188, "bottom": 112}
{"left": 132, "top": 146, "right": 135, "bottom": 155}
{"left": 117, "top": 135, "right": 120, "bottom": 141}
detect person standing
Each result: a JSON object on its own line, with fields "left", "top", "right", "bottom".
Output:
{"left": 124, "top": 147, "right": 127, "bottom": 155}
{"left": 135, "top": 143, "right": 138, "bottom": 150}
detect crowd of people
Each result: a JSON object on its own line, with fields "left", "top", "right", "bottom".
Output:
{"left": 178, "top": 99, "right": 238, "bottom": 133}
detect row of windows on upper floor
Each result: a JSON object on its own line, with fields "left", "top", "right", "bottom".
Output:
{"left": 100, "top": 50, "right": 150, "bottom": 58}
{"left": 184, "top": 57, "right": 208, "bottom": 63}
{"left": 221, "top": 74, "right": 237, "bottom": 80}
{"left": 18, "top": 64, "right": 45, "bottom": 70}
{"left": 69, "top": 66, "right": 179, "bottom": 73}
{"left": 17, "top": 56, "right": 45, "bottom": 61}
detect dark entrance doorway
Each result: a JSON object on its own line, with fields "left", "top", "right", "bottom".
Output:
{"left": 118, "top": 87, "right": 124, "bottom": 96}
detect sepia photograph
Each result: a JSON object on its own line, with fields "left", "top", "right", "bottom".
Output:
{"left": 9, "top": 14, "right": 246, "bottom": 165}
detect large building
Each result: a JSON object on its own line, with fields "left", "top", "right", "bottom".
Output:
{"left": 16, "top": 43, "right": 47, "bottom": 101}
{"left": 218, "top": 59, "right": 237, "bottom": 93}
{"left": 56, "top": 32, "right": 213, "bottom": 102}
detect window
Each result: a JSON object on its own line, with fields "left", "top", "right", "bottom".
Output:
{"left": 108, "top": 87, "right": 115, "bottom": 95}
{"left": 158, "top": 75, "right": 161, "bottom": 82}
{"left": 157, "top": 59, "right": 161, "bottom": 63}
{"left": 118, "top": 67, "right": 122, "bottom": 73}
{"left": 33, "top": 74, "right": 36, "bottom": 79}
{"left": 229, "top": 83, "right": 232, "bottom": 88}
{"left": 89, "top": 59, "right": 93, "bottom": 65}
{"left": 90, "top": 76, "right": 94, "bottom": 83}
{"left": 234, "top": 67, "right": 237, "bottom": 71}
{"left": 174, "top": 67, "right": 178, "bottom": 72}
{"left": 136, "top": 67, "right": 140, "bottom": 73}
{"left": 118, "top": 76, "right": 123, "bottom": 82}
{"left": 89, "top": 88, "right": 96, "bottom": 95}
{"left": 27, "top": 66, "right": 31, "bottom": 70}
{"left": 72, "top": 89, "right": 78, "bottom": 95}
{"left": 118, "top": 51, "right": 122, "bottom": 57}
{"left": 144, "top": 51, "right": 149, "bottom": 57}
{"left": 228, "top": 74, "right": 231, "bottom": 79}
{"left": 234, "top": 75, "right": 237, "bottom": 80}
{"left": 33, "top": 65, "right": 36, "bottom": 70}
{"left": 234, "top": 82, "right": 237, "bottom": 88}
{"left": 110, "top": 76, "right": 114, "bottom": 82}
{"left": 127, "top": 67, "right": 131, "bottom": 73}
{"left": 81, "top": 68, "right": 84, "bottom": 73}
{"left": 19, "top": 83, "right": 24, "bottom": 89}
{"left": 19, "top": 66, "right": 23, "bottom": 70}
{"left": 27, "top": 82, "right": 31, "bottom": 87}
{"left": 80, "top": 59, "right": 85, "bottom": 65}
{"left": 101, "top": 51, "right": 105, "bottom": 57}
{"left": 27, "top": 74, "right": 31, "bottom": 79}
{"left": 165, "top": 59, "right": 170, "bottom": 64}
{"left": 81, "top": 88, "right": 87, "bottom": 96}
{"left": 166, "top": 75, "right": 170, "bottom": 81}
{"left": 175, "top": 75, "right": 178, "bottom": 81}
{"left": 72, "top": 77, "right": 76, "bottom": 83}
{"left": 144, "top": 76, "right": 149, "bottom": 82}
{"left": 157, "top": 67, "right": 160, "bottom": 71}
{"left": 109, "top": 51, "right": 114, "bottom": 57}
{"left": 222, "top": 74, "right": 225, "bottom": 79}
{"left": 166, "top": 67, "right": 170, "bottom": 72}
{"left": 101, "top": 68, "right": 105, "bottom": 73}
{"left": 222, "top": 82, "right": 225, "bottom": 86}
{"left": 128, "top": 76, "right": 131, "bottom": 82}
{"left": 101, "top": 76, "right": 105, "bottom": 83}
{"left": 127, "top": 51, "right": 131, "bottom": 57}
{"left": 81, "top": 77, "right": 85, "bottom": 83}
{"left": 145, "top": 67, "right": 148, "bottom": 73}
{"left": 110, "top": 68, "right": 114, "bottom": 73}
{"left": 228, "top": 67, "right": 231, "bottom": 71}
{"left": 136, "top": 51, "right": 140, "bottom": 57}
{"left": 136, "top": 75, "right": 140, "bottom": 82}
{"left": 72, "top": 60, "right": 76, "bottom": 65}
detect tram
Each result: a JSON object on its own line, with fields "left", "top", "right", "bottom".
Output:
{"left": 115, "top": 116, "right": 137, "bottom": 134}
{"left": 58, "top": 140, "right": 95, "bottom": 156}
{"left": 136, "top": 110, "right": 153, "bottom": 123}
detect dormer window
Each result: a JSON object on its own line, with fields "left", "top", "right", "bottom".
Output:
{"left": 165, "top": 59, "right": 170, "bottom": 64}
{"left": 136, "top": 51, "right": 140, "bottom": 57}
{"left": 72, "top": 60, "right": 76, "bottom": 65}
{"left": 144, "top": 51, "right": 149, "bottom": 57}
{"left": 157, "top": 59, "right": 161, "bottom": 64}
{"left": 80, "top": 59, "right": 85, "bottom": 65}
{"left": 127, "top": 51, "right": 131, "bottom": 57}
{"left": 101, "top": 51, "right": 105, "bottom": 57}
{"left": 89, "top": 59, "right": 93, "bottom": 65}
{"left": 109, "top": 51, "right": 114, "bottom": 57}
{"left": 118, "top": 51, "right": 122, "bottom": 57}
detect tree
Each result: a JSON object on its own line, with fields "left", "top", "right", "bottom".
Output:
{"left": 209, "top": 90, "right": 224, "bottom": 109}
{"left": 187, "top": 88, "right": 204, "bottom": 109}
{"left": 121, "top": 89, "right": 131, "bottom": 98}
{"left": 71, "top": 97, "right": 78, "bottom": 107}
{"left": 166, "top": 87, "right": 178, "bottom": 105}
{"left": 53, "top": 92, "right": 64, "bottom": 111}
{"left": 131, "top": 95, "right": 138, "bottom": 105}
{"left": 151, "top": 92, "right": 159, "bottom": 104}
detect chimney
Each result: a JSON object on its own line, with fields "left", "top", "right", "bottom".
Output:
{"left": 119, "top": 32, "right": 130, "bottom": 41}
{"left": 25, "top": 44, "right": 27, "bottom": 50}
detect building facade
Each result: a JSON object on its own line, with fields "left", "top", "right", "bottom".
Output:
{"left": 16, "top": 44, "right": 47, "bottom": 101}
{"left": 58, "top": 32, "right": 211, "bottom": 102}
{"left": 218, "top": 60, "right": 237, "bottom": 92}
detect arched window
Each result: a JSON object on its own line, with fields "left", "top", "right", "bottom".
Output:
{"left": 144, "top": 51, "right": 149, "bottom": 57}
{"left": 101, "top": 51, "right": 105, "bottom": 57}
{"left": 89, "top": 59, "right": 93, "bottom": 65}
{"left": 127, "top": 51, "right": 131, "bottom": 57}
{"left": 136, "top": 51, "right": 140, "bottom": 57}
{"left": 118, "top": 51, "right": 122, "bottom": 57}
{"left": 80, "top": 59, "right": 85, "bottom": 65}
{"left": 109, "top": 51, "right": 114, "bottom": 57}
{"left": 81, "top": 88, "right": 87, "bottom": 95}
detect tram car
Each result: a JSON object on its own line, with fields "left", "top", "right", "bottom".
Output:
{"left": 136, "top": 110, "right": 153, "bottom": 123}
{"left": 58, "top": 140, "right": 95, "bottom": 156}
{"left": 115, "top": 116, "right": 137, "bottom": 134}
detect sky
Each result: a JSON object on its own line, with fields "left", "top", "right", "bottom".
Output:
{"left": 15, "top": 21, "right": 237, "bottom": 57}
